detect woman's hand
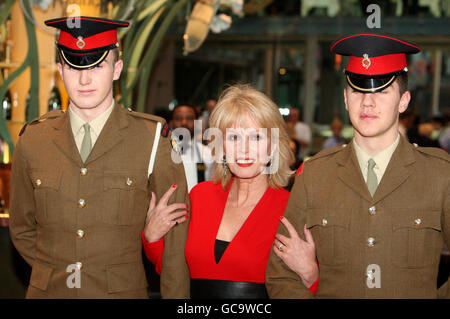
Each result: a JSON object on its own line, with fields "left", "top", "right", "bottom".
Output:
{"left": 273, "top": 216, "right": 318, "bottom": 288}
{"left": 143, "top": 184, "right": 189, "bottom": 243}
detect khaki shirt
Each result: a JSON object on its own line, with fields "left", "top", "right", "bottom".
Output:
{"left": 354, "top": 134, "right": 400, "bottom": 184}
{"left": 9, "top": 105, "right": 190, "bottom": 298}
{"left": 266, "top": 136, "right": 450, "bottom": 298}
{"left": 69, "top": 101, "right": 114, "bottom": 151}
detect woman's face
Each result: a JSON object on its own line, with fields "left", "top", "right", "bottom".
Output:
{"left": 224, "top": 116, "right": 272, "bottom": 180}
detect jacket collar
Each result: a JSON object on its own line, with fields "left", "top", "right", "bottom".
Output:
{"left": 335, "top": 136, "right": 415, "bottom": 204}
{"left": 52, "top": 104, "right": 129, "bottom": 166}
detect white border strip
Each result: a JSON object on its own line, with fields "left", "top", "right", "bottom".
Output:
{"left": 148, "top": 122, "right": 162, "bottom": 177}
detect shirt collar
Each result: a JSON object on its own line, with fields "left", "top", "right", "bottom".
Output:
{"left": 89, "top": 100, "right": 115, "bottom": 137}
{"left": 69, "top": 106, "right": 85, "bottom": 138}
{"left": 353, "top": 133, "right": 401, "bottom": 174}
{"left": 69, "top": 100, "right": 115, "bottom": 137}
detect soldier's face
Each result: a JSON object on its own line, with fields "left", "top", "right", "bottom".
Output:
{"left": 58, "top": 51, "right": 123, "bottom": 111}
{"left": 344, "top": 81, "right": 410, "bottom": 141}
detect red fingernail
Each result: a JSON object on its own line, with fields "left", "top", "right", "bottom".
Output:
{"left": 172, "top": 184, "right": 177, "bottom": 188}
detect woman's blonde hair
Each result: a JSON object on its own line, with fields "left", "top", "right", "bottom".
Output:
{"left": 208, "top": 84, "right": 294, "bottom": 189}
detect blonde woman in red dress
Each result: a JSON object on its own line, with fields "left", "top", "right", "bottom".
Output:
{"left": 142, "top": 85, "right": 318, "bottom": 298}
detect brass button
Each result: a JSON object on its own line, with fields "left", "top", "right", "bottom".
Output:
{"left": 126, "top": 178, "right": 133, "bottom": 186}
{"left": 78, "top": 199, "right": 86, "bottom": 208}
{"left": 322, "top": 218, "right": 328, "bottom": 226}
{"left": 369, "top": 206, "right": 376, "bottom": 215}
{"left": 76, "top": 229, "right": 85, "bottom": 239}
{"left": 414, "top": 218, "right": 422, "bottom": 226}
{"left": 367, "top": 237, "right": 375, "bottom": 247}
{"left": 35, "top": 179, "right": 42, "bottom": 186}
{"left": 80, "top": 168, "right": 88, "bottom": 176}
{"left": 75, "top": 262, "right": 82, "bottom": 269}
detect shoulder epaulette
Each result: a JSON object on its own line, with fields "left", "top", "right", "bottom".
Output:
{"left": 414, "top": 145, "right": 450, "bottom": 163}
{"left": 30, "top": 110, "right": 66, "bottom": 125}
{"left": 125, "top": 108, "right": 164, "bottom": 123}
{"left": 19, "top": 110, "right": 66, "bottom": 136}
{"left": 125, "top": 108, "right": 171, "bottom": 138}
{"left": 306, "top": 144, "right": 347, "bottom": 163}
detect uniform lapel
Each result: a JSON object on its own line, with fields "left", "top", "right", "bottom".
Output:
{"left": 336, "top": 141, "right": 373, "bottom": 203}
{"left": 84, "top": 104, "right": 127, "bottom": 165}
{"left": 52, "top": 112, "right": 83, "bottom": 167}
{"left": 371, "top": 136, "right": 415, "bottom": 205}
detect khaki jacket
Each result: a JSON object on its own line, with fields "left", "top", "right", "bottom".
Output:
{"left": 266, "top": 137, "right": 450, "bottom": 298}
{"left": 9, "top": 105, "right": 190, "bottom": 298}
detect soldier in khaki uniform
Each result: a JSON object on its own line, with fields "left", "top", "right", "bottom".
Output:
{"left": 266, "top": 34, "right": 450, "bottom": 298}
{"left": 8, "top": 16, "right": 189, "bottom": 298}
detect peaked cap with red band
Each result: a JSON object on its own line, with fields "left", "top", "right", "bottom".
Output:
{"left": 44, "top": 16, "right": 129, "bottom": 70}
{"left": 330, "top": 34, "right": 421, "bottom": 93}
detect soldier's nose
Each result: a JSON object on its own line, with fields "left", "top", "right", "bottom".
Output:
{"left": 79, "top": 69, "right": 92, "bottom": 85}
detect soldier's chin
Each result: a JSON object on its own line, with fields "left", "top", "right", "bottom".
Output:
{"left": 72, "top": 97, "right": 102, "bottom": 109}
{"left": 71, "top": 102, "right": 100, "bottom": 110}
{"left": 355, "top": 128, "right": 383, "bottom": 138}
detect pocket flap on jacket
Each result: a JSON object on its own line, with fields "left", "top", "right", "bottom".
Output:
{"left": 29, "top": 261, "right": 54, "bottom": 291}
{"left": 106, "top": 262, "right": 148, "bottom": 293}
{"left": 306, "top": 209, "right": 351, "bottom": 228}
{"left": 29, "top": 170, "right": 62, "bottom": 190}
{"left": 103, "top": 171, "right": 147, "bottom": 191}
{"left": 392, "top": 209, "right": 442, "bottom": 231}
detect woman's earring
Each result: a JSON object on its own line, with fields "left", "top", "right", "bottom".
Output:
{"left": 223, "top": 155, "right": 228, "bottom": 178}
{"left": 268, "top": 155, "right": 274, "bottom": 180}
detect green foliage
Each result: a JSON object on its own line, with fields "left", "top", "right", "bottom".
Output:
{"left": 118, "top": 0, "right": 190, "bottom": 112}
{"left": 0, "top": 0, "right": 22, "bottom": 155}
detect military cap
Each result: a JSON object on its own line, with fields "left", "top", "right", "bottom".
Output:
{"left": 330, "top": 34, "right": 421, "bottom": 93}
{"left": 44, "top": 16, "right": 129, "bottom": 69}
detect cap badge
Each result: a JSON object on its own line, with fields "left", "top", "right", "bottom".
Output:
{"left": 76, "top": 36, "right": 86, "bottom": 49}
{"left": 362, "top": 54, "right": 371, "bottom": 69}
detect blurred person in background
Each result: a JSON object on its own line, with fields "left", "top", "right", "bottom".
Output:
{"left": 322, "top": 117, "right": 346, "bottom": 149}
{"left": 286, "top": 108, "right": 312, "bottom": 161}
{"left": 408, "top": 115, "right": 440, "bottom": 148}
{"left": 170, "top": 103, "right": 213, "bottom": 191}
{"left": 198, "top": 99, "right": 217, "bottom": 132}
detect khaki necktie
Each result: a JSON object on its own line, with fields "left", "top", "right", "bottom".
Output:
{"left": 366, "top": 158, "right": 378, "bottom": 197}
{"left": 80, "top": 123, "right": 92, "bottom": 162}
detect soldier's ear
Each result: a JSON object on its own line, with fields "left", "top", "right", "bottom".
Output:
{"left": 343, "top": 88, "right": 349, "bottom": 111}
{"left": 57, "top": 63, "right": 63, "bottom": 80}
{"left": 113, "top": 59, "right": 123, "bottom": 81}
{"left": 398, "top": 91, "right": 410, "bottom": 114}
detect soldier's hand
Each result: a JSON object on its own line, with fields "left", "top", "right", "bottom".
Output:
{"left": 273, "top": 216, "right": 318, "bottom": 288}
{"left": 143, "top": 184, "right": 189, "bottom": 243}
